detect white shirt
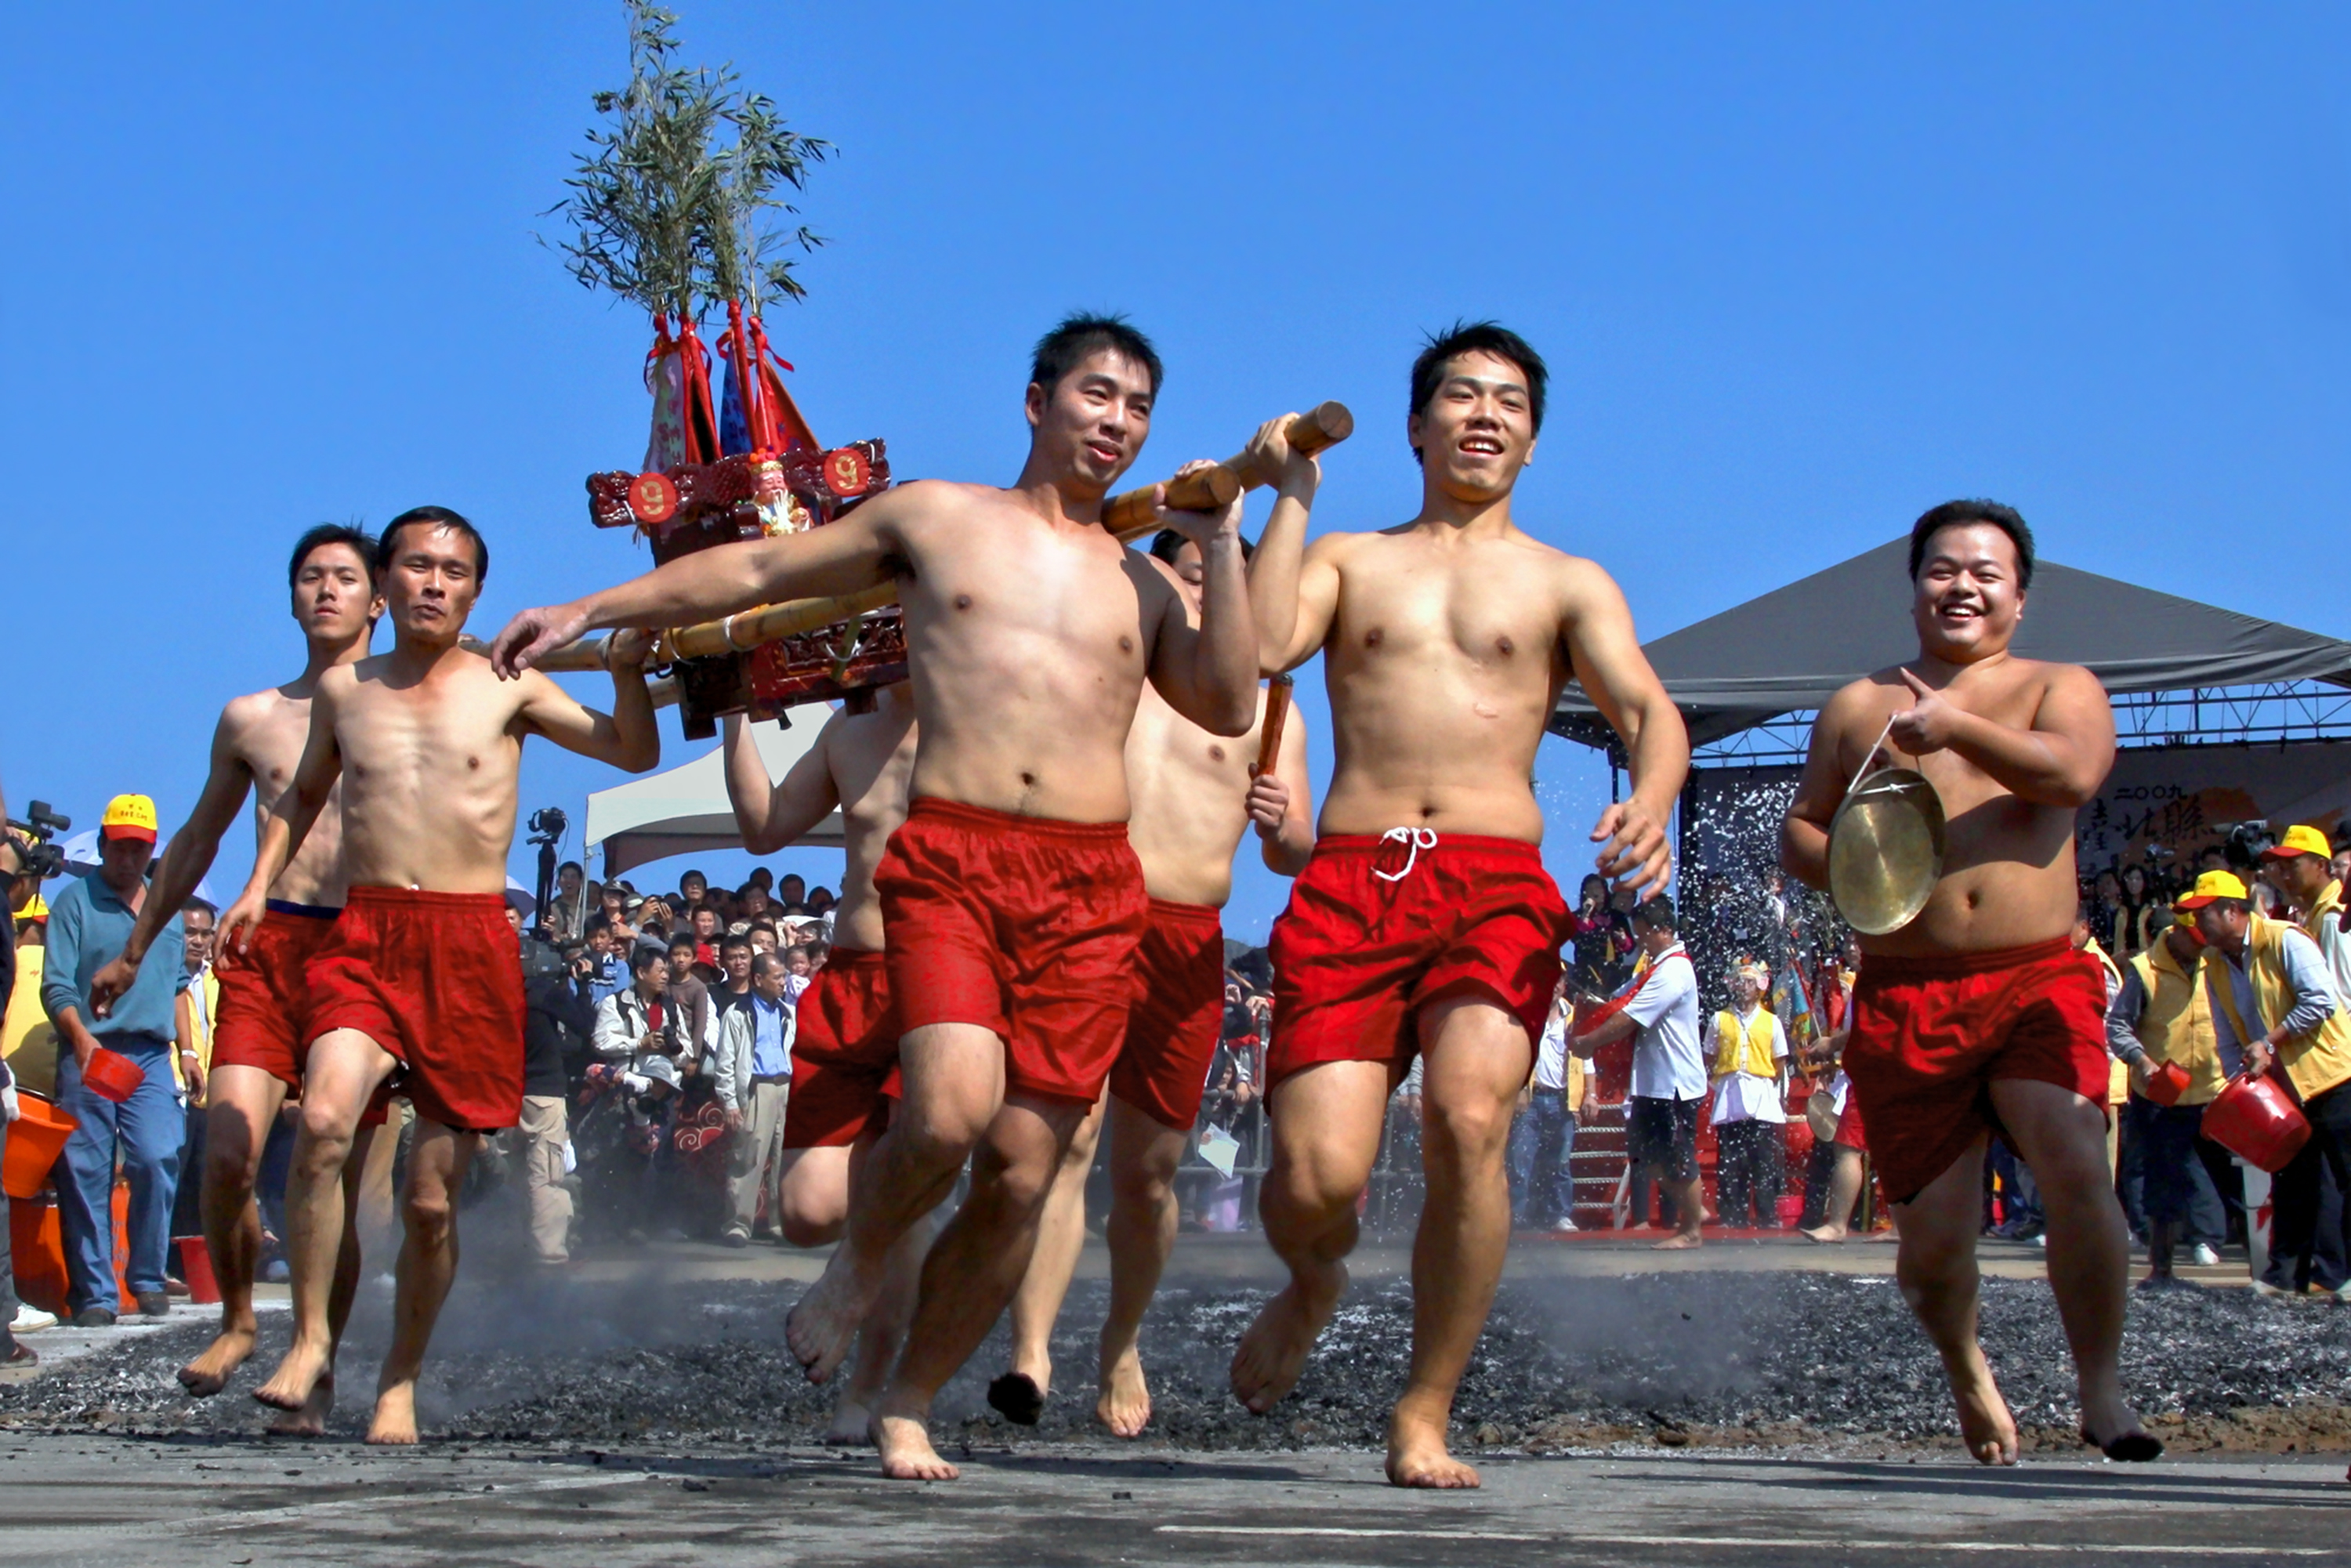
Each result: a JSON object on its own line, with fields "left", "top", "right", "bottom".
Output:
{"left": 1708, "top": 1005, "right": 1789, "bottom": 1126}
{"left": 1534, "top": 1005, "right": 1572, "bottom": 1091}
{"left": 1623, "top": 941, "right": 1705, "bottom": 1103}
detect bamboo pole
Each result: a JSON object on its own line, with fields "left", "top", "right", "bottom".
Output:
{"left": 534, "top": 401, "right": 1353, "bottom": 671}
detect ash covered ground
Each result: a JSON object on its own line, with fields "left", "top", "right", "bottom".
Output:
{"left": 6, "top": 1269, "right": 2347, "bottom": 1458}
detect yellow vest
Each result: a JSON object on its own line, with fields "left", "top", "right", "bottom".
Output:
{"left": 2126, "top": 940, "right": 2222, "bottom": 1106}
{"left": 2207, "top": 913, "right": 2351, "bottom": 1103}
{"left": 2082, "top": 936, "right": 2128, "bottom": 1104}
{"left": 1711, "top": 1008, "right": 1779, "bottom": 1080}
{"left": 2299, "top": 878, "right": 2345, "bottom": 950}
{"left": 1, "top": 942, "right": 55, "bottom": 1098}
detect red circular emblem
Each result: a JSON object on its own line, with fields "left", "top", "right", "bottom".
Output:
{"left": 821, "top": 446, "right": 871, "bottom": 498}
{"left": 629, "top": 471, "right": 679, "bottom": 525}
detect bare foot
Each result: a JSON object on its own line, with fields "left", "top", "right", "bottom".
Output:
{"left": 366, "top": 1380, "right": 419, "bottom": 1445}
{"left": 2081, "top": 1388, "right": 2161, "bottom": 1462}
{"left": 252, "top": 1338, "right": 332, "bottom": 1413}
{"left": 786, "top": 1260, "right": 876, "bottom": 1385}
{"left": 1948, "top": 1350, "right": 2019, "bottom": 1465}
{"left": 178, "top": 1324, "right": 256, "bottom": 1396}
{"left": 872, "top": 1405, "right": 958, "bottom": 1480}
{"left": 1230, "top": 1261, "right": 1346, "bottom": 1414}
{"left": 823, "top": 1396, "right": 875, "bottom": 1446}
{"left": 266, "top": 1371, "right": 334, "bottom": 1436}
{"left": 1651, "top": 1231, "right": 1703, "bottom": 1251}
{"left": 1386, "top": 1399, "right": 1480, "bottom": 1489}
{"left": 1096, "top": 1342, "right": 1151, "bottom": 1439}
{"left": 1798, "top": 1223, "right": 1848, "bottom": 1244}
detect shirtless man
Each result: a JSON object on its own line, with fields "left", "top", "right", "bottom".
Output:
{"left": 1243, "top": 323, "right": 1686, "bottom": 1488}
{"left": 718, "top": 683, "right": 937, "bottom": 1443}
{"left": 89, "top": 525, "right": 380, "bottom": 1428}
{"left": 490, "top": 315, "right": 1259, "bottom": 1479}
{"left": 998, "top": 530, "right": 1316, "bottom": 1438}
{"left": 1780, "top": 500, "right": 2155, "bottom": 1465}
{"left": 220, "top": 506, "right": 658, "bottom": 1443}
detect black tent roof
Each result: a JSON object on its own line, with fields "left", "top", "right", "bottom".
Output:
{"left": 1552, "top": 538, "right": 2351, "bottom": 750}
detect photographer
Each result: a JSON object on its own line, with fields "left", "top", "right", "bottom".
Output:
{"left": 513, "top": 895, "right": 591, "bottom": 1266}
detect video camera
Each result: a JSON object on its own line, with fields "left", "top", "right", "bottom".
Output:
{"left": 527, "top": 806, "right": 568, "bottom": 844}
{"left": 2214, "top": 820, "right": 2276, "bottom": 875}
{"left": 4, "top": 801, "right": 71, "bottom": 882}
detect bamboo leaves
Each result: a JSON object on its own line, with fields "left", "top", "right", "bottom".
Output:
{"left": 549, "top": 0, "right": 830, "bottom": 321}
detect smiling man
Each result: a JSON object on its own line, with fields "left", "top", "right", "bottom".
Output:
{"left": 219, "top": 505, "right": 659, "bottom": 1443}
{"left": 1242, "top": 321, "right": 1687, "bottom": 1488}
{"left": 1780, "top": 500, "right": 2155, "bottom": 1467}
{"left": 489, "top": 314, "right": 1261, "bottom": 1479}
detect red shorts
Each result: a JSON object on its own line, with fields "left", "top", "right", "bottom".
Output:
{"left": 1268, "top": 833, "right": 1568, "bottom": 1091}
{"left": 877, "top": 797, "right": 1148, "bottom": 1108}
{"left": 1110, "top": 899, "right": 1226, "bottom": 1132}
{"left": 1833, "top": 1086, "right": 1867, "bottom": 1152}
{"left": 305, "top": 886, "right": 526, "bottom": 1134}
{"left": 212, "top": 901, "right": 339, "bottom": 1088}
{"left": 1844, "top": 936, "right": 2110, "bottom": 1204}
{"left": 781, "top": 947, "right": 900, "bottom": 1150}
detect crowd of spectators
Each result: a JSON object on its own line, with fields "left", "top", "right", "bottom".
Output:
{"left": 5, "top": 796, "right": 2341, "bottom": 1367}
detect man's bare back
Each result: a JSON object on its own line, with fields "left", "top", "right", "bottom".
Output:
{"left": 1791, "top": 655, "right": 2110, "bottom": 957}
{"left": 728, "top": 686, "right": 918, "bottom": 942}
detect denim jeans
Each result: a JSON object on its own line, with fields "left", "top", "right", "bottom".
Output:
{"left": 1509, "top": 1088, "right": 1578, "bottom": 1223}
{"left": 2264, "top": 1080, "right": 2351, "bottom": 1294}
{"left": 54, "top": 1037, "right": 182, "bottom": 1309}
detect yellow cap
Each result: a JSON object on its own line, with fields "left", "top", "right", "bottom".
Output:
{"left": 100, "top": 794, "right": 158, "bottom": 844}
{"left": 2176, "top": 870, "right": 2249, "bottom": 910}
{"left": 2262, "top": 824, "right": 2333, "bottom": 862}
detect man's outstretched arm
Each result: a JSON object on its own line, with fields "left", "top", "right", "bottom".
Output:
{"left": 516, "top": 634, "right": 661, "bottom": 773}
{"left": 1564, "top": 564, "right": 1688, "bottom": 897}
{"left": 92, "top": 712, "right": 255, "bottom": 1014}
{"left": 487, "top": 493, "right": 911, "bottom": 678}
{"left": 723, "top": 712, "right": 841, "bottom": 854}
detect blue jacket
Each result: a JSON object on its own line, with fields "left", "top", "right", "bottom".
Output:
{"left": 42, "top": 875, "right": 184, "bottom": 1047}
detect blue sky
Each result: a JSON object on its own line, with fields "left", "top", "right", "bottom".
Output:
{"left": 5, "top": 4, "right": 2349, "bottom": 941}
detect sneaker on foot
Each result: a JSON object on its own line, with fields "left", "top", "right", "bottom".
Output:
{"left": 134, "top": 1291, "right": 171, "bottom": 1318}
{"left": 71, "top": 1305, "right": 117, "bottom": 1328}
{"left": 719, "top": 1229, "right": 750, "bottom": 1249}
{"left": 2251, "top": 1280, "right": 2295, "bottom": 1299}
{"left": 9, "top": 1305, "right": 58, "bottom": 1333}
{"left": 2190, "top": 1244, "right": 2221, "bottom": 1267}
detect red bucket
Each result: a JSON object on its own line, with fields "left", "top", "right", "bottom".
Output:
{"left": 2143, "top": 1060, "right": 2191, "bottom": 1108}
{"left": 2202, "top": 1073, "right": 2310, "bottom": 1174}
{"left": 3, "top": 1090, "right": 77, "bottom": 1200}
{"left": 81, "top": 1046, "right": 146, "bottom": 1104}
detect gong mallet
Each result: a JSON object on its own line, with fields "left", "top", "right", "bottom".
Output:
{"left": 1101, "top": 400, "right": 1355, "bottom": 538}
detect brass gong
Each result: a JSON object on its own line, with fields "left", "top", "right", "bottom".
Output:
{"left": 1828, "top": 766, "right": 1947, "bottom": 935}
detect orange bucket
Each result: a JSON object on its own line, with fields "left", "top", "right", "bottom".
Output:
{"left": 174, "top": 1236, "right": 221, "bottom": 1304}
{"left": 81, "top": 1046, "right": 146, "bottom": 1104}
{"left": 3, "top": 1089, "right": 77, "bottom": 1200}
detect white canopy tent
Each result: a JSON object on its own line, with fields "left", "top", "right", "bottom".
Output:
{"left": 585, "top": 717, "right": 841, "bottom": 878}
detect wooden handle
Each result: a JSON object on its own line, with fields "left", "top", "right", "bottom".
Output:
{"left": 527, "top": 403, "right": 1353, "bottom": 672}
{"left": 1253, "top": 673, "right": 1293, "bottom": 779}
{"left": 1105, "top": 400, "right": 1354, "bottom": 541}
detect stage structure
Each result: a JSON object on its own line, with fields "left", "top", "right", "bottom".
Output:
{"left": 1550, "top": 536, "right": 2351, "bottom": 890}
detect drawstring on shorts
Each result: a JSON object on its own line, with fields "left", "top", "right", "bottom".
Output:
{"left": 1372, "top": 827, "right": 1440, "bottom": 882}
